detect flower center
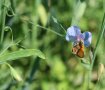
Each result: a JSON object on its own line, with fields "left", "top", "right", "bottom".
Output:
{"left": 76, "top": 35, "right": 83, "bottom": 42}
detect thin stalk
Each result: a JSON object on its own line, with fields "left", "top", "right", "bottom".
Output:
{"left": 91, "top": 13, "right": 105, "bottom": 70}
{"left": 26, "top": 21, "right": 65, "bottom": 37}
{"left": 1, "top": 0, "right": 7, "bottom": 43}
{"left": 88, "top": 13, "right": 105, "bottom": 89}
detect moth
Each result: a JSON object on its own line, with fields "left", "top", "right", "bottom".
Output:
{"left": 72, "top": 41, "right": 84, "bottom": 58}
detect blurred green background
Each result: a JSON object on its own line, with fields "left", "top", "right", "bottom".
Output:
{"left": 0, "top": 0, "right": 105, "bottom": 90}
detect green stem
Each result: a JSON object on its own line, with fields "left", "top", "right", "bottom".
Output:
{"left": 1, "top": 0, "right": 7, "bottom": 43}
{"left": 88, "top": 13, "right": 105, "bottom": 89}
{"left": 91, "top": 13, "right": 105, "bottom": 70}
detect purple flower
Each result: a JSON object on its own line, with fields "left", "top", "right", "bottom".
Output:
{"left": 66, "top": 26, "right": 92, "bottom": 47}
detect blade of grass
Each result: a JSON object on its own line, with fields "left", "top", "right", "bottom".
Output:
{"left": 1, "top": 0, "right": 7, "bottom": 43}
{"left": 0, "top": 49, "right": 45, "bottom": 64}
{"left": 28, "top": 57, "right": 40, "bottom": 83}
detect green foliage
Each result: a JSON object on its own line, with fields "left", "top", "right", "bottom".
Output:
{"left": 0, "top": 49, "right": 45, "bottom": 64}
{"left": 6, "top": 63, "right": 22, "bottom": 82}
{"left": 0, "top": 0, "right": 105, "bottom": 90}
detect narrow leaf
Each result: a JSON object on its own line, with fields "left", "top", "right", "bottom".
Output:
{"left": 52, "top": 16, "right": 58, "bottom": 23}
{"left": 98, "top": 63, "right": 105, "bottom": 81}
{"left": 0, "top": 49, "right": 45, "bottom": 63}
{"left": 72, "top": 1, "right": 86, "bottom": 25}
{"left": 37, "top": 4, "right": 47, "bottom": 26}
{"left": 6, "top": 63, "right": 22, "bottom": 82}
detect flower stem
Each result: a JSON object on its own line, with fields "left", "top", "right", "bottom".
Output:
{"left": 88, "top": 13, "right": 105, "bottom": 89}
{"left": 91, "top": 13, "right": 105, "bottom": 70}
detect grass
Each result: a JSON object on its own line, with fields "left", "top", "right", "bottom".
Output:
{"left": 0, "top": 0, "right": 105, "bottom": 90}
{"left": 1, "top": 0, "right": 7, "bottom": 43}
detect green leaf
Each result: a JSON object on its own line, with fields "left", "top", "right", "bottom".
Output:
{"left": 37, "top": 4, "right": 47, "bottom": 26}
{"left": 52, "top": 16, "right": 58, "bottom": 23}
{"left": 52, "top": 16, "right": 66, "bottom": 34}
{"left": 0, "top": 49, "right": 45, "bottom": 64}
{"left": 71, "top": 1, "right": 86, "bottom": 25}
{"left": 6, "top": 63, "right": 22, "bottom": 82}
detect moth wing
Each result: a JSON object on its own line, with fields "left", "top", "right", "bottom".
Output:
{"left": 77, "top": 48, "right": 84, "bottom": 58}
